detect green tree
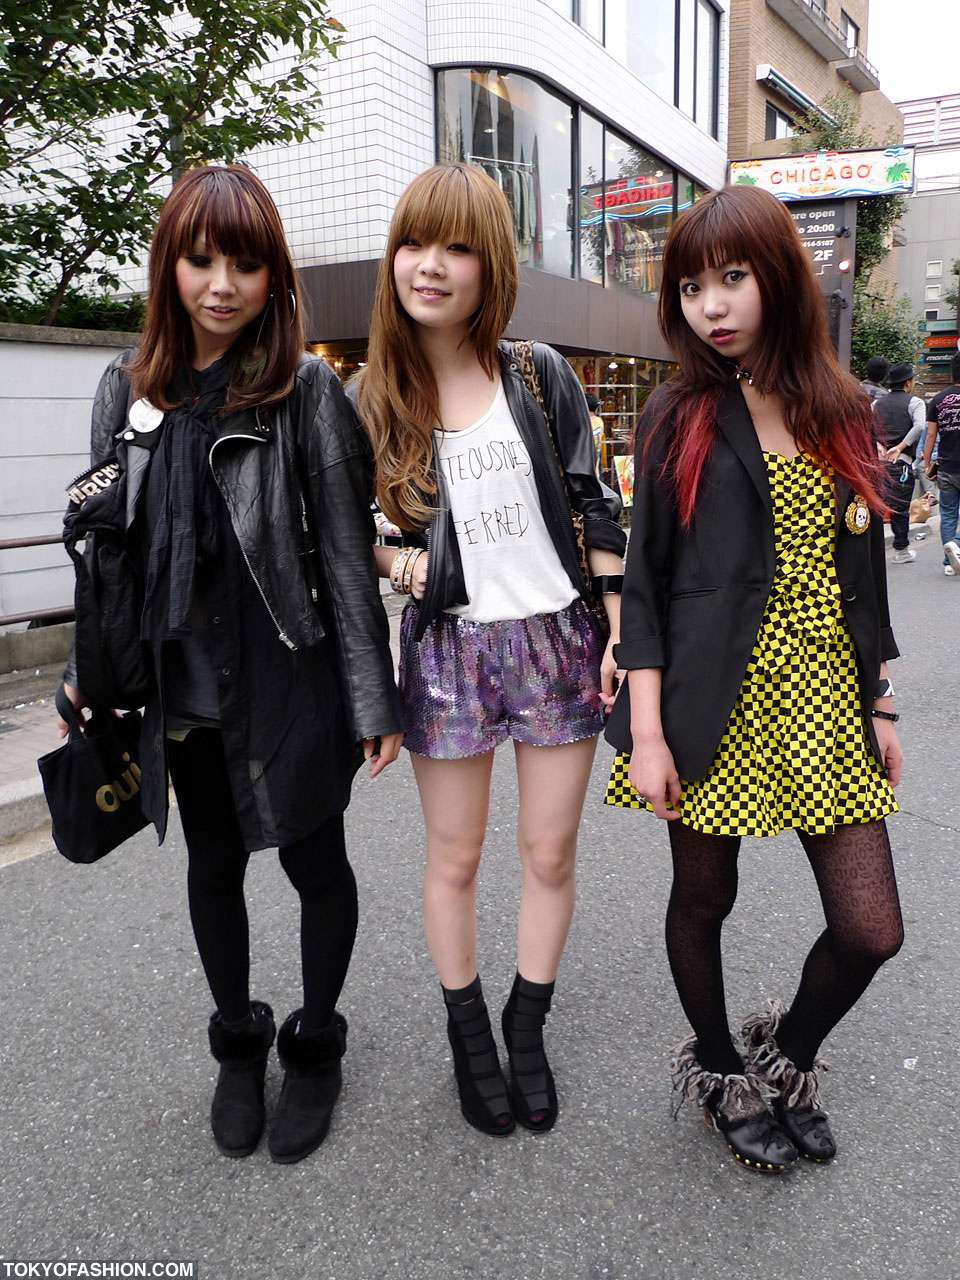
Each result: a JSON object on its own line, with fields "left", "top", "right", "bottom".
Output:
{"left": 945, "top": 258, "right": 960, "bottom": 312}
{"left": 850, "top": 281, "right": 921, "bottom": 378}
{"left": 791, "top": 90, "right": 905, "bottom": 283}
{"left": 1, "top": 0, "right": 344, "bottom": 324}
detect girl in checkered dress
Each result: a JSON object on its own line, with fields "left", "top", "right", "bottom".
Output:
{"left": 604, "top": 184, "right": 904, "bottom": 1173}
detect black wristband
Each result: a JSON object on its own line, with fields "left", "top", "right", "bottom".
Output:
{"left": 870, "top": 708, "right": 899, "bottom": 723}
{"left": 591, "top": 574, "right": 624, "bottom": 595}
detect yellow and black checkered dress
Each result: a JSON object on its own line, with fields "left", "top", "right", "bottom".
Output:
{"left": 605, "top": 452, "right": 898, "bottom": 836}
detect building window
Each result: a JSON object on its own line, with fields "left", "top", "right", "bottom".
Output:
{"left": 541, "top": 0, "right": 574, "bottom": 17}
{"left": 925, "top": 308, "right": 940, "bottom": 320}
{"left": 605, "top": 0, "right": 719, "bottom": 138}
{"left": 677, "top": 173, "right": 707, "bottom": 213}
{"left": 927, "top": 260, "right": 943, "bottom": 277}
{"left": 436, "top": 69, "right": 574, "bottom": 279}
{"left": 765, "top": 102, "right": 796, "bottom": 140}
{"left": 841, "top": 10, "right": 859, "bottom": 53}
{"left": 579, "top": 0, "right": 603, "bottom": 40}
{"left": 925, "top": 284, "right": 942, "bottom": 301}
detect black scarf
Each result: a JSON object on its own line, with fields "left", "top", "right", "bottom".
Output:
{"left": 141, "top": 356, "right": 233, "bottom": 641}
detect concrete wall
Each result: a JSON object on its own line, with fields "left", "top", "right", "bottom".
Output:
{"left": 0, "top": 325, "right": 137, "bottom": 633}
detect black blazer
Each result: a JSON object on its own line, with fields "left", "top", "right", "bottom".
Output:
{"left": 604, "top": 381, "right": 899, "bottom": 781}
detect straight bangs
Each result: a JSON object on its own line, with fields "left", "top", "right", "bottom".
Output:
{"left": 661, "top": 198, "right": 758, "bottom": 291}
{"left": 166, "top": 171, "right": 279, "bottom": 266}
{"left": 129, "top": 165, "right": 304, "bottom": 415}
{"left": 359, "top": 164, "right": 518, "bottom": 530}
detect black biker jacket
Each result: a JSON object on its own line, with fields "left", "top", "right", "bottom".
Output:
{"left": 83, "top": 349, "right": 402, "bottom": 743}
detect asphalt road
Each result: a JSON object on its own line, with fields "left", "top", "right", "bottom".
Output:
{"left": 1, "top": 531, "right": 957, "bottom": 1280}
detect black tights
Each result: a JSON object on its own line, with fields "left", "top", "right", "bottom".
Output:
{"left": 168, "top": 730, "right": 358, "bottom": 1031}
{"left": 665, "top": 819, "right": 904, "bottom": 1075}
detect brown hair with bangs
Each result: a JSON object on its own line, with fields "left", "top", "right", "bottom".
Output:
{"left": 651, "top": 183, "right": 884, "bottom": 521}
{"left": 357, "top": 164, "right": 518, "bottom": 529}
{"left": 127, "top": 165, "right": 304, "bottom": 415}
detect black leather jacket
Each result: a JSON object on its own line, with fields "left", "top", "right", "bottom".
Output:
{"left": 355, "top": 341, "right": 625, "bottom": 640}
{"left": 82, "top": 350, "right": 402, "bottom": 743}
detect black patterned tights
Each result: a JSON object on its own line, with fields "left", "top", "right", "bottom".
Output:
{"left": 665, "top": 819, "right": 904, "bottom": 1075}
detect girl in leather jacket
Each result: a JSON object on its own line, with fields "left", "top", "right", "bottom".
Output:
{"left": 604, "top": 184, "right": 904, "bottom": 1172}
{"left": 354, "top": 163, "right": 626, "bottom": 1136}
{"left": 58, "top": 165, "right": 403, "bottom": 1165}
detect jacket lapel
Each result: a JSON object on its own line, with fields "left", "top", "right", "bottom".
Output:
{"left": 715, "top": 381, "right": 772, "bottom": 516}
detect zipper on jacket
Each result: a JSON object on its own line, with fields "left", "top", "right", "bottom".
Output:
{"left": 208, "top": 434, "right": 299, "bottom": 652}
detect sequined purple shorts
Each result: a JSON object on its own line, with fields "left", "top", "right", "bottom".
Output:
{"left": 400, "top": 597, "right": 607, "bottom": 759}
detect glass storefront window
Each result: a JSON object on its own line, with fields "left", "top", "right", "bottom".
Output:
{"left": 437, "top": 69, "right": 574, "bottom": 278}
{"left": 579, "top": 112, "right": 605, "bottom": 285}
{"left": 603, "top": 130, "right": 673, "bottom": 298}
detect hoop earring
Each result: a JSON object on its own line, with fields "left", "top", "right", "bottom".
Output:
{"left": 288, "top": 288, "right": 297, "bottom": 321}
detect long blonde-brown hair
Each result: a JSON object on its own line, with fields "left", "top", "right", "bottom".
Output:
{"left": 127, "top": 165, "right": 304, "bottom": 415}
{"left": 358, "top": 164, "right": 518, "bottom": 529}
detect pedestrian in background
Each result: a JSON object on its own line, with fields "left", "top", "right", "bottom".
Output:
{"left": 59, "top": 165, "right": 403, "bottom": 1164}
{"left": 354, "top": 163, "right": 625, "bottom": 1136}
{"left": 874, "top": 361, "right": 926, "bottom": 564}
{"left": 605, "top": 184, "right": 904, "bottom": 1173}
{"left": 859, "top": 354, "right": 890, "bottom": 402}
{"left": 923, "top": 350, "right": 960, "bottom": 576}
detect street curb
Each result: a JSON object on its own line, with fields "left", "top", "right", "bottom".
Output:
{"left": 0, "top": 777, "right": 49, "bottom": 843}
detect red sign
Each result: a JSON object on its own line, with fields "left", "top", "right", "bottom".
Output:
{"left": 926, "top": 334, "right": 958, "bottom": 348}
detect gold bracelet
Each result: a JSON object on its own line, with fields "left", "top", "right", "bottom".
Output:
{"left": 390, "top": 548, "right": 414, "bottom": 594}
{"left": 402, "top": 548, "right": 423, "bottom": 594}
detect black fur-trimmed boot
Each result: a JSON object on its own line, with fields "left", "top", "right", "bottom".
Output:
{"left": 669, "top": 1034, "right": 799, "bottom": 1174}
{"left": 207, "top": 999, "right": 276, "bottom": 1158}
{"left": 741, "top": 999, "right": 837, "bottom": 1163}
{"left": 268, "top": 1009, "right": 347, "bottom": 1164}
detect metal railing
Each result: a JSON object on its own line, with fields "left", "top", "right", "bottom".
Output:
{"left": 0, "top": 534, "right": 74, "bottom": 628}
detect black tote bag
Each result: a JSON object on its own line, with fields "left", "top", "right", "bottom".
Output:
{"left": 37, "top": 686, "right": 148, "bottom": 864}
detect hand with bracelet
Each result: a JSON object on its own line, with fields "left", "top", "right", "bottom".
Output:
{"left": 870, "top": 671, "right": 902, "bottom": 786}
{"left": 375, "top": 543, "right": 429, "bottom": 601}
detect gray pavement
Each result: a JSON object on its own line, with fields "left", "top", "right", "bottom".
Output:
{"left": 1, "top": 526, "right": 958, "bottom": 1279}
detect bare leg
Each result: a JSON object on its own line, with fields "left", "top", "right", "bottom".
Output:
{"left": 411, "top": 749, "right": 495, "bottom": 989}
{"left": 513, "top": 736, "right": 598, "bottom": 982}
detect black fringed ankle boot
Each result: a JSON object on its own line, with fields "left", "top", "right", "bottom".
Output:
{"left": 442, "top": 976, "right": 514, "bottom": 1136}
{"left": 501, "top": 973, "right": 558, "bottom": 1132}
{"left": 206, "top": 999, "right": 276, "bottom": 1158}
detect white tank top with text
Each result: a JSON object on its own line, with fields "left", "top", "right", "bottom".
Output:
{"left": 433, "top": 380, "right": 578, "bottom": 622}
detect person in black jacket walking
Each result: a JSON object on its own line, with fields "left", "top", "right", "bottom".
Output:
{"left": 354, "top": 164, "right": 625, "bottom": 1136}
{"left": 605, "top": 184, "right": 904, "bottom": 1173}
{"left": 58, "top": 166, "right": 403, "bottom": 1163}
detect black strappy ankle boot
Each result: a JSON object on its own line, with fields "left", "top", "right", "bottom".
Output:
{"left": 443, "top": 976, "right": 514, "bottom": 1137}
{"left": 501, "top": 973, "right": 558, "bottom": 1132}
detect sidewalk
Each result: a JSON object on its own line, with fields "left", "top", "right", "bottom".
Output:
{"left": 0, "top": 515, "right": 945, "bottom": 843}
